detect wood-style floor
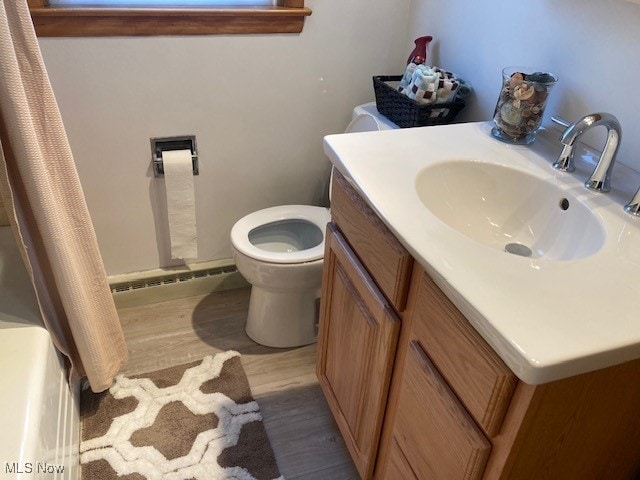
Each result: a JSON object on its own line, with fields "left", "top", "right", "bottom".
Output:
{"left": 117, "top": 287, "right": 358, "bottom": 480}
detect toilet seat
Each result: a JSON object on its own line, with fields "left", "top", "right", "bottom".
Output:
{"left": 231, "top": 205, "right": 331, "bottom": 264}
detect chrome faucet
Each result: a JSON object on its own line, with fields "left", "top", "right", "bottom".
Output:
{"left": 551, "top": 113, "right": 622, "bottom": 192}
{"left": 625, "top": 188, "right": 640, "bottom": 216}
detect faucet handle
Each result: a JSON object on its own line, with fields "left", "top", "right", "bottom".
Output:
{"left": 551, "top": 116, "right": 571, "bottom": 129}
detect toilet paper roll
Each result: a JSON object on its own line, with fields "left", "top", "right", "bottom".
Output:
{"left": 163, "top": 149, "right": 198, "bottom": 260}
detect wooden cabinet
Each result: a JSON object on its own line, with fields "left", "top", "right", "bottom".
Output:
{"left": 376, "top": 265, "right": 640, "bottom": 480}
{"left": 392, "top": 340, "right": 491, "bottom": 479}
{"left": 317, "top": 169, "right": 413, "bottom": 478}
{"left": 408, "top": 272, "right": 517, "bottom": 437}
{"left": 329, "top": 170, "right": 413, "bottom": 311}
{"left": 385, "top": 438, "right": 417, "bottom": 480}
{"left": 316, "top": 224, "right": 400, "bottom": 479}
{"left": 318, "top": 169, "right": 640, "bottom": 480}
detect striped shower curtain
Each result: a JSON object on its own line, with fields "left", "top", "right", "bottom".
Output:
{"left": 0, "top": 0, "right": 127, "bottom": 391}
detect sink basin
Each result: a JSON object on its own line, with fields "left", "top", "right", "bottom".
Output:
{"left": 415, "top": 160, "right": 606, "bottom": 261}
{"left": 324, "top": 120, "right": 640, "bottom": 384}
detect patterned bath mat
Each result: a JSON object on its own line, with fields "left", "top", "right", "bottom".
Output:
{"left": 80, "top": 351, "right": 283, "bottom": 480}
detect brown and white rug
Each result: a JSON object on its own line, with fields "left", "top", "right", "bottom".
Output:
{"left": 80, "top": 351, "right": 283, "bottom": 480}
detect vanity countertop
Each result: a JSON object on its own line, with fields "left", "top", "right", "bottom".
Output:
{"left": 324, "top": 121, "right": 640, "bottom": 384}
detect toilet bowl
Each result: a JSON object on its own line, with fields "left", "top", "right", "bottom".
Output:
{"left": 230, "top": 103, "right": 396, "bottom": 348}
{"left": 231, "top": 205, "right": 330, "bottom": 348}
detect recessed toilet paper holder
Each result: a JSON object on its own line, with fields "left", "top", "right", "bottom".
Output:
{"left": 151, "top": 135, "right": 199, "bottom": 177}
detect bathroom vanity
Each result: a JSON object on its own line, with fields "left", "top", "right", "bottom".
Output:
{"left": 317, "top": 123, "right": 640, "bottom": 480}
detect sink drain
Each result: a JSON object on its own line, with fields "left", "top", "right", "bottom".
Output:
{"left": 505, "top": 243, "right": 533, "bottom": 257}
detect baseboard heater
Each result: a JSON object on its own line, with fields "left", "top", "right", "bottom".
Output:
{"left": 108, "top": 259, "right": 249, "bottom": 309}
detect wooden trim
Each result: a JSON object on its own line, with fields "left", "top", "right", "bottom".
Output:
{"left": 29, "top": 4, "right": 312, "bottom": 36}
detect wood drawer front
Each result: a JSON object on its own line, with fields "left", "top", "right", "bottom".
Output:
{"left": 317, "top": 224, "right": 400, "bottom": 479}
{"left": 384, "top": 438, "right": 418, "bottom": 480}
{"left": 413, "top": 271, "right": 517, "bottom": 437}
{"left": 331, "top": 169, "right": 413, "bottom": 311}
{"left": 393, "top": 341, "right": 491, "bottom": 480}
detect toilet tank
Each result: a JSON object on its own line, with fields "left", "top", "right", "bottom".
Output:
{"left": 348, "top": 102, "right": 399, "bottom": 133}
{"left": 328, "top": 103, "right": 398, "bottom": 203}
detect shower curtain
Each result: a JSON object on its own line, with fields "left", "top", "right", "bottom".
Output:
{"left": 0, "top": 0, "right": 127, "bottom": 392}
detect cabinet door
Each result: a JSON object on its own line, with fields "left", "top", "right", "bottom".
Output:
{"left": 317, "top": 223, "right": 400, "bottom": 479}
{"left": 385, "top": 438, "right": 418, "bottom": 480}
{"left": 392, "top": 341, "right": 491, "bottom": 480}
{"left": 330, "top": 169, "right": 413, "bottom": 311}
{"left": 410, "top": 271, "right": 516, "bottom": 437}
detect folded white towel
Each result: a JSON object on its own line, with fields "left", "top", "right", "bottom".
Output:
{"left": 398, "top": 62, "right": 418, "bottom": 93}
{"left": 398, "top": 65, "right": 471, "bottom": 107}
{"left": 434, "top": 68, "right": 460, "bottom": 103}
{"left": 407, "top": 65, "right": 440, "bottom": 105}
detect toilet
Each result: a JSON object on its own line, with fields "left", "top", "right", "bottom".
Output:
{"left": 230, "top": 103, "right": 397, "bottom": 348}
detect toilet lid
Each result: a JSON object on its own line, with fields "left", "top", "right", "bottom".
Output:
{"left": 231, "top": 205, "right": 331, "bottom": 264}
{"left": 344, "top": 112, "right": 383, "bottom": 134}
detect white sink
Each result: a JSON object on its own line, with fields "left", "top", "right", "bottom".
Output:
{"left": 323, "top": 121, "right": 640, "bottom": 385}
{"left": 415, "top": 160, "right": 605, "bottom": 261}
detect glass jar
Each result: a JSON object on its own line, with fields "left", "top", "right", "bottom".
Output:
{"left": 492, "top": 66, "right": 558, "bottom": 145}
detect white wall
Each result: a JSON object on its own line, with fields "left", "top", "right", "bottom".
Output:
{"left": 405, "top": 0, "right": 640, "bottom": 171}
{"left": 38, "top": 0, "right": 410, "bottom": 275}
{"left": 44, "top": 0, "right": 639, "bottom": 276}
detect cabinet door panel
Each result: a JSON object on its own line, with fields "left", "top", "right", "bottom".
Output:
{"left": 412, "top": 272, "right": 517, "bottom": 436}
{"left": 324, "top": 262, "right": 375, "bottom": 436}
{"left": 317, "top": 223, "right": 400, "bottom": 479}
{"left": 384, "top": 438, "right": 418, "bottom": 480}
{"left": 393, "top": 341, "right": 491, "bottom": 480}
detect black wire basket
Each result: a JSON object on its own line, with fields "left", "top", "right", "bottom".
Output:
{"left": 373, "top": 75, "right": 466, "bottom": 128}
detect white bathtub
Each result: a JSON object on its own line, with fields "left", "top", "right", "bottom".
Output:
{"left": 0, "top": 227, "right": 79, "bottom": 480}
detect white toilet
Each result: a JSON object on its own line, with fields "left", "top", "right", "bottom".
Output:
{"left": 230, "top": 103, "right": 396, "bottom": 348}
